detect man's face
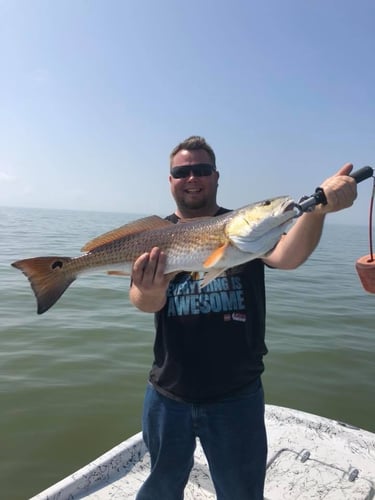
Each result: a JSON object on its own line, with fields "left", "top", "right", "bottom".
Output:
{"left": 169, "top": 149, "right": 219, "bottom": 215}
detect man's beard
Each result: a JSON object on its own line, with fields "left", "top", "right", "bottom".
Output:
{"left": 178, "top": 196, "right": 209, "bottom": 211}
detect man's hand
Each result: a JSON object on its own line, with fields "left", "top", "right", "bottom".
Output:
{"left": 316, "top": 163, "right": 357, "bottom": 214}
{"left": 130, "top": 247, "right": 173, "bottom": 312}
{"left": 132, "top": 247, "right": 169, "bottom": 290}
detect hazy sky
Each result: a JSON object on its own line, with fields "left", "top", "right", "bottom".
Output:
{"left": 1, "top": 0, "right": 374, "bottom": 224}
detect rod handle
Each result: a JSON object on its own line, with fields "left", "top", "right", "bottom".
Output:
{"left": 314, "top": 166, "right": 374, "bottom": 206}
{"left": 350, "top": 165, "right": 374, "bottom": 184}
{"left": 295, "top": 165, "right": 374, "bottom": 214}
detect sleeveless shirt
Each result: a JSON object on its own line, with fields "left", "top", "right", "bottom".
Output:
{"left": 149, "top": 208, "right": 268, "bottom": 403}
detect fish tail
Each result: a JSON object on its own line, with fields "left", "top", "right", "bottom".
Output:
{"left": 11, "top": 256, "right": 76, "bottom": 314}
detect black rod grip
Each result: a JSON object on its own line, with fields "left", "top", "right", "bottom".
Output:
{"left": 350, "top": 166, "right": 373, "bottom": 183}
{"left": 295, "top": 165, "right": 374, "bottom": 215}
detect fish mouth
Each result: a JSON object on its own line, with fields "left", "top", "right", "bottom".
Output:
{"left": 284, "top": 200, "right": 297, "bottom": 213}
{"left": 273, "top": 198, "right": 298, "bottom": 228}
{"left": 281, "top": 199, "right": 299, "bottom": 218}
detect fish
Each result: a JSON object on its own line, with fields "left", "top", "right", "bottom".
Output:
{"left": 11, "top": 196, "right": 297, "bottom": 314}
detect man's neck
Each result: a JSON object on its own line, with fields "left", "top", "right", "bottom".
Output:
{"left": 175, "top": 204, "right": 220, "bottom": 219}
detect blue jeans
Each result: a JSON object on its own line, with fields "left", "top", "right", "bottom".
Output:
{"left": 136, "top": 379, "right": 267, "bottom": 500}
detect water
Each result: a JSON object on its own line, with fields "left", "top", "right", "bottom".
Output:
{"left": 0, "top": 206, "right": 374, "bottom": 500}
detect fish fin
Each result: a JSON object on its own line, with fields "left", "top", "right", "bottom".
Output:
{"left": 200, "top": 269, "right": 227, "bottom": 288}
{"left": 107, "top": 270, "right": 130, "bottom": 276}
{"left": 203, "top": 242, "right": 229, "bottom": 268}
{"left": 11, "top": 257, "right": 76, "bottom": 314}
{"left": 190, "top": 271, "right": 201, "bottom": 281}
{"left": 81, "top": 216, "right": 173, "bottom": 252}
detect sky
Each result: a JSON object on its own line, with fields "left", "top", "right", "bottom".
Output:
{"left": 1, "top": 0, "right": 374, "bottom": 225}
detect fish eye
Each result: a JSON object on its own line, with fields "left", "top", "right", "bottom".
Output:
{"left": 262, "top": 200, "right": 271, "bottom": 206}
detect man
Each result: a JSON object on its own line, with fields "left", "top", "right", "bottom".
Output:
{"left": 131, "top": 136, "right": 357, "bottom": 499}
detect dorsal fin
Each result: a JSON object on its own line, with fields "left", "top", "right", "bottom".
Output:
{"left": 81, "top": 215, "right": 173, "bottom": 252}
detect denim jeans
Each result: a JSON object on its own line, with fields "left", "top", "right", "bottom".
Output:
{"left": 136, "top": 379, "right": 267, "bottom": 500}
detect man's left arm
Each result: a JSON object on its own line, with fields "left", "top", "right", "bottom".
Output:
{"left": 263, "top": 163, "right": 357, "bottom": 270}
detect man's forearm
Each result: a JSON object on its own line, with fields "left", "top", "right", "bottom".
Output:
{"left": 264, "top": 211, "right": 326, "bottom": 270}
{"left": 264, "top": 165, "right": 357, "bottom": 270}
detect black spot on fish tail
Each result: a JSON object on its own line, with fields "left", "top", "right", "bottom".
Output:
{"left": 51, "top": 260, "right": 64, "bottom": 270}
{"left": 11, "top": 256, "right": 76, "bottom": 314}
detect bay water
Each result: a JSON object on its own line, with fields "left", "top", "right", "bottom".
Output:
{"left": 0, "top": 206, "right": 374, "bottom": 500}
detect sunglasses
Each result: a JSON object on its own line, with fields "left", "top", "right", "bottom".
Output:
{"left": 170, "top": 163, "right": 216, "bottom": 179}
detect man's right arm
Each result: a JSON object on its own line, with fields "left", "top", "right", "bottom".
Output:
{"left": 129, "top": 247, "right": 171, "bottom": 313}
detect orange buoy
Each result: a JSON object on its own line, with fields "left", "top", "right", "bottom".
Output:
{"left": 356, "top": 255, "right": 375, "bottom": 294}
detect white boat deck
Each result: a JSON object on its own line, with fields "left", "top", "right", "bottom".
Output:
{"left": 30, "top": 405, "right": 375, "bottom": 499}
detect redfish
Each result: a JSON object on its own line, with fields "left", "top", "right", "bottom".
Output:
{"left": 12, "top": 196, "right": 296, "bottom": 314}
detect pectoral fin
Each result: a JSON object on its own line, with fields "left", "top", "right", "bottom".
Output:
{"left": 203, "top": 242, "right": 229, "bottom": 268}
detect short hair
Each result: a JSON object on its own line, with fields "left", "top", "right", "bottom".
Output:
{"left": 170, "top": 136, "right": 216, "bottom": 167}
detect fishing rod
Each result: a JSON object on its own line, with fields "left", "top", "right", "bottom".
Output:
{"left": 294, "top": 165, "right": 374, "bottom": 216}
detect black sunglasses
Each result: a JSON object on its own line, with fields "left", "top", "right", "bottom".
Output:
{"left": 170, "top": 163, "right": 216, "bottom": 179}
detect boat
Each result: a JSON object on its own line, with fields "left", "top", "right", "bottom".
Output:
{"left": 30, "top": 404, "right": 375, "bottom": 499}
